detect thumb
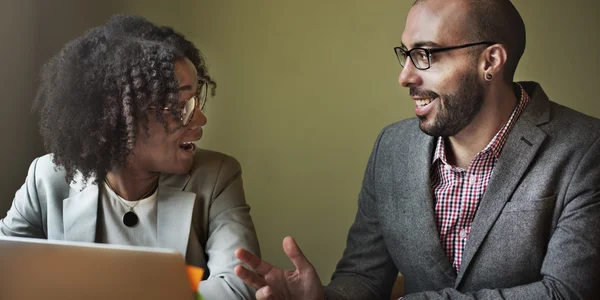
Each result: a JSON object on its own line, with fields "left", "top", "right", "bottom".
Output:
{"left": 282, "top": 236, "right": 313, "bottom": 272}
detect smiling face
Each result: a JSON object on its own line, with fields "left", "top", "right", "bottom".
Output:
{"left": 130, "top": 57, "right": 207, "bottom": 175}
{"left": 399, "top": 0, "right": 486, "bottom": 137}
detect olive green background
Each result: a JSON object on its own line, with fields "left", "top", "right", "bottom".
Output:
{"left": 2, "top": 0, "right": 598, "bottom": 283}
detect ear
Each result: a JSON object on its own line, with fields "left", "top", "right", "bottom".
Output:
{"left": 481, "top": 44, "right": 507, "bottom": 82}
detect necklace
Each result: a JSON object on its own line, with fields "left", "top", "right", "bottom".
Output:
{"left": 104, "top": 179, "right": 158, "bottom": 228}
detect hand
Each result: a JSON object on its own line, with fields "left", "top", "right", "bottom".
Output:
{"left": 235, "top": 236, "right": 325, "bottom": 300}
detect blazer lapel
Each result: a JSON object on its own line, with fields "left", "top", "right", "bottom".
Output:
{"left": 156, "top": 172, "right": 195, "bottom": 257}
{"left": 63, "top": 177, "right": 99, "bottom": 242}
{"left": 394, "top": 127, "right": 457, "bottom": 281}
{"left": 62, "top": 170, "right": 195, "bottom": 256}
{"left": 456, "top": 82, "right": 550, "bottom": 285}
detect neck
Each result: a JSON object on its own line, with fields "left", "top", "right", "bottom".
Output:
{"left": 446, "top": 82, "right": 518, "bottom": 169}
{"left": 105, "top": 168, "right": 159, "bottom": 201}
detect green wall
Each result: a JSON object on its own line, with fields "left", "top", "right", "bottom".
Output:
{"left": 122, "top": 0, "right": 600, "bottom": 283}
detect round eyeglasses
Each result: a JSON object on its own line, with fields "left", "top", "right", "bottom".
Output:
{"left": 159, "top": 81, "right": 208, "bottom": 127}
{"left": 394, "top": 41, "right": 495, "bottom": 70}
{"left": 179, "top": 81, "right": 208, "bottom": 126}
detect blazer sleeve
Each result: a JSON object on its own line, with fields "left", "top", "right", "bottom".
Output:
{"left": 324, "top": 128, "right": 399, "bottom": 300}
{"left": 199, "top": 156, "right": 261, "bottom": 300}
{"left": 402, "top": 137, "right": 600, "bottom": 299}
{"left": 0, "top": 157, "right": 47, "bottom": 238}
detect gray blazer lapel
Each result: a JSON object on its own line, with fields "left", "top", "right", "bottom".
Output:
{"left": 63, "top": 179, "right": 99, "bottom": 242}
{"left": 156, "top": 172, "right": 195, "bottom": 257}
{"left": 412, "top": 134, "right": 458, "bottom": 279}
{"left": 393, "top": 128, "right": 457, "bottom": 280}
{"left": 456, "top": 82, "right": 550, "bottom": 285}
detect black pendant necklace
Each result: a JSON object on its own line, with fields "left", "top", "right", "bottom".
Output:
{"left": 104, "top": 179, "right": 157, "bottom": 228}
{"left": 118, "top": 200, "right": 141, "bottom": 228}
{"left": 123, "top": 209, "right": 139, "bottom": 227}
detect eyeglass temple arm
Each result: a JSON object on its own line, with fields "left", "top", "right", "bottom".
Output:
{"left": 429, "top": 41, "right": 496, "bottom": 54}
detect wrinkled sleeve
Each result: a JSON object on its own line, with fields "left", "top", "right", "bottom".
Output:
{"left": 199, "top": 156, "right": 261, "bottom": 300}
{"left": 0, "top": 157, "right": 46, "bottom": 238}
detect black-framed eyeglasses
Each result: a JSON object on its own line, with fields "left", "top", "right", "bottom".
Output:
{"left": 394, "top": 41, "right": 496, "bottom": 70}
{"left": 163, "top": 81, "right": 208, "bottom": 127}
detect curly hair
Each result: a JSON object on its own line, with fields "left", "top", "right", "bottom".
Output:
{"left": 33, "top": 15, "right": 216, "bottom": 184}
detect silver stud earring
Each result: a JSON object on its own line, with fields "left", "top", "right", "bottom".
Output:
{"left": 485, "top": 73, "right": 493, "bottom": 81}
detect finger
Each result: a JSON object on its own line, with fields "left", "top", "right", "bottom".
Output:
{"left": 282, "top": 236, "right": 313, "bottom": 272}
{"left": 256, "top": 285, "right": 274, "bottom": 300}
{"left": 234, "top": 265, "right": 268, "bottom": 290}
{"left": 235, "top": 248, "right": 274, "bottom": 276}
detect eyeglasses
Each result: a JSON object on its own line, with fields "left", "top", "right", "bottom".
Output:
{"left": 162, "top": 81, "right": 208, "bottom": 127}
{"left": 393, "top": 41, "right": 496, "bottom": 70}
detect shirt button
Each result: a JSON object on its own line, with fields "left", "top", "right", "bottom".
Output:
{"left": 469, "top": 175, "right": 477, "bottom": 184}
{"left": 459, "top": 229, "right": 467, "bottom": 239}
{"left": 444, "top": 164, "right": 452, "bottom": 171}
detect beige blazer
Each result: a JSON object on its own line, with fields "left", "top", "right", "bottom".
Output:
{"left": 0, "top": 149, "right": 260, "bottom": 300}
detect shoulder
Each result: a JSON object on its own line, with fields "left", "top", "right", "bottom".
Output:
{"left": 189, "top": 148, "right": 241, "bottom": 176}
{"left": 373, "top": 118, "right": 432, "bottom": 153}
{"left": 521, "top": 81, "right": 600, "bottom": 143}
{"left": 26, "top": 154, "right": 70, "bottom": 189}
{"left": 31, "top": 153, "right": 61, "bottom": 174}
{"left": 185, "top": 149, "right": 243, "bottom": 190}
{"left": 13, "top": 154, "right": 71, "bottom": 208}
{"left": 179, "top": 149, "right": 245, "bottom": 205}
{"left": 547, "top": 102, "right": 600, "bottom": 140}
{"left": 380, "top": 118, "right": 421, "bottom": 139}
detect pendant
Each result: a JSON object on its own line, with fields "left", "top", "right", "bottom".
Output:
{"left": 123, "top": 210, "right": 139, "bottom": 227}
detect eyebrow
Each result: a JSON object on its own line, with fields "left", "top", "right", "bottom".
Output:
{"left": 177, "top": 84, "right": 193, "bottom": 91}
{"left": 402, "top": 41, "right": 442, "bottom": 49}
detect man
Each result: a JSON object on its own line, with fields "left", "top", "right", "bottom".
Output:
{"left": 235, "top": 0, "right": 600, "bottom": 299}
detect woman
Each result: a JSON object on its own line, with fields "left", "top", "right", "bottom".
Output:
{"left": 0, "top": 15, "right": 260, "bottom": 300}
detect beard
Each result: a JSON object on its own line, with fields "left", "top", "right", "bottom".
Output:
{"left": 412, "top": 70, "right": 484, "bottom": 137}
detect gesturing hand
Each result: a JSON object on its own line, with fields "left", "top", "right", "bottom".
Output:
{"left": 235, "top": 236, "right": 325, "bottom": 300}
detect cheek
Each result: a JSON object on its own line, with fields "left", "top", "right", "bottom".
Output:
{"left": 138, "top": 123, "right": 172, "bottom": 151}
{"left": 137, "top": 116, "right": 186, "bottom": 153}
{"left": 430, "top": 57, "right": 476, "bottom": 85}
{"left": 435, "top": 70, "right": 472, "bottom": 97}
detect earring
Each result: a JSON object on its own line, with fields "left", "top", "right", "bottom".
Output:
{"left": 485, "top": 73, "right": 493, "bottom": 81}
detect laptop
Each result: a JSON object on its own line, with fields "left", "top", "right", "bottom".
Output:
{"left": 0, "top": 236, "right": 194, "bottom": 300}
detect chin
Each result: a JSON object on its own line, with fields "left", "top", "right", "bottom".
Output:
{"left": 418, "top": 118, "right": 437, "bottom": 136}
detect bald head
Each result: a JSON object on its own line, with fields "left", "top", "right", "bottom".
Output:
{"left": 413, "top": 0, "right": 526, "bottom": 82}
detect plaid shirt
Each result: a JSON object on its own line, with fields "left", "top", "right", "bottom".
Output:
{"left": 431, "top": 84, "right": 530, "bottom": 271}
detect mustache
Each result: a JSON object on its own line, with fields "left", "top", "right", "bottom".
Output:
{"left": 410, "top": 88, "right": 439, "bottom": 99}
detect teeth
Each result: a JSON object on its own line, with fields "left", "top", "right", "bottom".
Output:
{"left": 416, "top": 98, "right": 433, "bottom": 107}
{"left": 180, "top": 142, "right": 196, "bottom": 151}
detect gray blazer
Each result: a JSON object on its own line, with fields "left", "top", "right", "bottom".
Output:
{"left": 324, "top": 82, "right": 600, "bottom": 300}
{"left": 0, "top": 149, "right": 260, "bottom": 300}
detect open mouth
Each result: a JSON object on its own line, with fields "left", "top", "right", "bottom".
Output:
{"left": 415, "top": 98, "right": 436, "bottom": 108}
{"left": 179, "top": 142, "right": 196, "bottom": 152}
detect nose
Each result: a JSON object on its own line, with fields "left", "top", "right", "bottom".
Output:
{"left": 188, "top": 107, "right": 207, "bottom": 129}
{"left": 398, "top": 58, "right": 422, "bottom": 88}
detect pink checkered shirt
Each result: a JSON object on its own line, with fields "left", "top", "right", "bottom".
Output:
{"left": 431, "top": 84, "right": 530, "bottom": 271}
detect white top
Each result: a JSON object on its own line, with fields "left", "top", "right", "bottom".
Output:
{"left": 97, "top": 181, "right": 158, "bottom": 247}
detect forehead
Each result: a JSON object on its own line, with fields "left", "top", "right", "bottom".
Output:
{"left": 401, "top": 0, "right": 471, "bottom": 48}
{"left": 174, "top": 58, "right": 198, "bottom": 88}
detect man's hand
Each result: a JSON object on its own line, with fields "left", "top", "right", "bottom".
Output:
{"left": 235, "top": 236, "right": 325, "bottom": 300}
